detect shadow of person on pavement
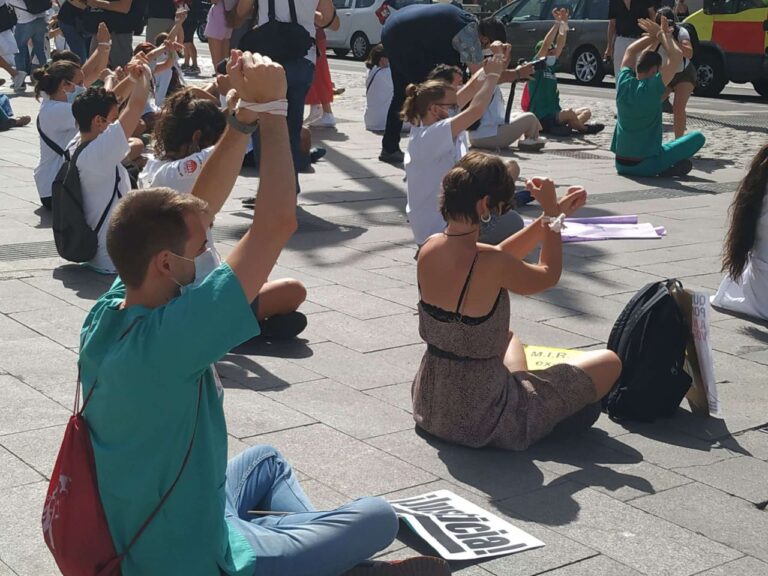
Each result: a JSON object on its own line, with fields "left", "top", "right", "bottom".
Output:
{"left": 52, "top": 265, "right": 114, "bottom": 301}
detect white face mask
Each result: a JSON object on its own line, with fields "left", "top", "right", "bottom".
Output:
{"left": 169, "top": 249, "right": 213, "bottom": 295}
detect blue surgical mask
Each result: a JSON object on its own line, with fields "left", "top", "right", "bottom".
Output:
{"left": 546, "top": 56, "right": 557, "bottom": 66}
{"left": 66, "top": 83, "right": 85, "bottom": 104}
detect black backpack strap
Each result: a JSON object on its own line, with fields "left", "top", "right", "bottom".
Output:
{"left": 366, "top": 67, "right": 383, "bottom": 94}
{"left": 37, "top": 117, "right": 66, "bottom": 157}
{"left": 267, "top": 0, "right": 276, "bottom": 21}
{"left": 287, "top": 0, "right": 298, "bottom": 24}
{"left": 94, "top": 167, "right": 121, "bottom": 236}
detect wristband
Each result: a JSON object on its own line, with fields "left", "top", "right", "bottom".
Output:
{"left": 541, "top": 213, "right": 567, "bottom": 233}
{"left": 98, "top": 41, "right": 112, "bottom": 47}
{"left": 226, "top": 111, "right": 259, "bottom": 135}
{"left": 234, "top": 99, "right": 288, "bottom": 117}
{"left": 485, "top": 72, "right": 500, "bottom": 80}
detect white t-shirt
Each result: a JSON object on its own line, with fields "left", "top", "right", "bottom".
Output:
{"left": 364, "top": 66, "right": 392, "bottom": 132}
{"left": 712, "top": 198, "right": 768, "bottom": 321}
{"left": 139, "top": 147, "right": 222, "bottom": 281}
{"left": 8, "top": 0, "right": 47, "bottom": 24}
{"left": 405, "top": 119, "right": 468, "bottom": 246}
{"left": 659, "top": 26, "right": 690, "bottom": 73}
{"left": 469, "top": 86, "right": 505, "bottom": 140}
{"left": 254, "top": 0, "right": 319, "bottom": 62}
{"left": 153, "top": 51, "right": 184, "bottom": 108}
{"left": 34, "top": 98, "right": 78, "bottom": 200}
{"left": 67, "top": 122, "right": 131, "bottom": 274}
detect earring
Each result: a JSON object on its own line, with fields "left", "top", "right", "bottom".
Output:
{"left": 481, "top": 213, "right": 492, "bottom": 224}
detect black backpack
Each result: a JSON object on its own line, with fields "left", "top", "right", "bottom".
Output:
{"left": 603, "top": 279, "right": 692, "bottom": 422}
{"left": 19, "top": 0, "right": 52, "bottom": 15}
{"left": 0, "top": 2, "right": 17, "bottom": 32}
{"left": 238, "top": 0, "right": 315, "bottom": 64}
{"left": 52, "top": 141, "right": 122, "bottom": 263}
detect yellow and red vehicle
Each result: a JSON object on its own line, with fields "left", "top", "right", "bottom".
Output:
{"left": 685, "top": 0, "right": 768, "bottom": 97}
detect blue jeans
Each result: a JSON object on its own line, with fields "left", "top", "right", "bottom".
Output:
{"left": 251, "top": 57, "right": 315, "bottom": 176}
{"left": 225, "top": 446, "right": 398, "bottom": 576}
{"left": 14, "top": 18, "right": 47, "bottom": 75}
{"left": 59, "top": 21, "right": 90, "bottom": 64}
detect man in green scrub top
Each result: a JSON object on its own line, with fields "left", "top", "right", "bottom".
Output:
{"left": 76, "top": 52, "right": 450, "bottom": 576}
{"left": 611, "top": 15, "right": 705, "bottom": 177}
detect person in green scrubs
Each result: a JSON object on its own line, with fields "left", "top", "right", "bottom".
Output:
{"left": 77, "top": 52, "right": 450, "bottom": 576}
{"left": 611, "top": 15, "right": 705, "bottom": 177}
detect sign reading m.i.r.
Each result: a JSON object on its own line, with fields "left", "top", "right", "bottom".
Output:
{"left": 389, "top": 490, "right": 544, "bottom": 561}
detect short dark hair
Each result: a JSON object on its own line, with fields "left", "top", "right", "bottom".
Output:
{"left": 427, "top": 64, "right": 463, "bottom": 85}
{"left": 479, "top": 17, "right": 506, "bottom": 43}
{"left": 31, "top": 60, "right": 79, "bottom": 100}
{"left": 50, "top": 49, "right": 81, "bottom": 65}
{"left": 154, "top": 88, "right": 226, "bottom": 160}
{"left": 655, "top": 6, "right": 675, "bottom": 24}
{"left": 366, "top": 44, "right": 386, "bottom": 70}
{"left": 637, "top": 51, "right": 662, "bottom": 74}
{"left": 71, "top": 87, "right": 118, "bottom": 132}
{"left": 440, "top": 152, "right": 515, "bottom": 224}
{"left": 107, "top": 189, "right": 209, "bottom": 288}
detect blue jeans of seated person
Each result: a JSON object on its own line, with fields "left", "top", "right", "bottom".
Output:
{"left": 615, "top": 131, "right": 706, "bottom": 177}
{"left": 14, "top": 18, "right": 48, "bottom": 75}
{"left": 250, "top": 58, "right": 315, "bottom": 185}
{"left": 225, "top": 445, "right": 399, "bottom": 576}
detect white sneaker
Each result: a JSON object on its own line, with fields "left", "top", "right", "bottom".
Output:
{"left": 312, "top": 112, "right": 336, "bottom": 128}
{"left": 13, "top": 71, "right": 27, "bottom": 93}
{"left": 305, "top": 104, "right": 322, "bottom": 126}
{"left": 519, "top": 138, "right": 546, "bottom": 151}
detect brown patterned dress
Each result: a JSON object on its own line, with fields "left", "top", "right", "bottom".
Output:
{"left": 413, "top": 255, "right": 598, "bottom": 451}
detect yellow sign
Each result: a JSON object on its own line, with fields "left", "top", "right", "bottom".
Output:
{"left": 524, "top": 345, "right": 586, "bottom": 370}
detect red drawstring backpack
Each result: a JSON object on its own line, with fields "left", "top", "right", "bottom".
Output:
{"left": 521, "top": 82, "right": 531, "bottom": 112}
{"left": 42, "top": 372, "right": 201, "bottom": 575}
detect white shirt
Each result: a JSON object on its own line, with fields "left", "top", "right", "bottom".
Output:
{"left": 469, "top": 86, "right": 506, "bottom": 140}
{"left": 712, "top": 197, "right": 768, "bottom": 321}
{"left": 405, "top": 119, "right": 468, "bottom": 246}
{"left": 8, "top": 0, "right": 47, "bottom": 23}
{"left": 364, "top": 66, "right": 392, "bottom": 132}
{"left": 254, "top": 0, "right": 319, "bottom": 62}
{"left": 153, "top": 51, "right": 184, "bottom": 108}
{"left": 659, "top": 26, "right": 690, "bottom": 73}
{"left": 139, "top": 148, "right": 222, "bottom": 281}
{"left": 67, "top": 122, "right": 131, "bottom": 274}
{"left": 34, "top": 98, "right": 77, "bottom": 200}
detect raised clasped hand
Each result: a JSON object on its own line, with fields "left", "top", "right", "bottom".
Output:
{"left": 227, "top": 50, "right": 287, "bottom": 105}
{"left": 557, "top": 186, "right": 588, "bottom": 217}
{"left": 526, "top": 177, "right": 558, "bottom": 215}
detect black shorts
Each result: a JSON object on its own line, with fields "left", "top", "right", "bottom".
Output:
{"left": 182, "top": 15, "right": 197, "bottom": 43}
{"left": 539, "top": 113, "right": 563, "bottom": 133}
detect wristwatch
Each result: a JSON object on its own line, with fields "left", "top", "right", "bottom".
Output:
{"left": 226, "top": 111, "right": 259, "bottom": 135}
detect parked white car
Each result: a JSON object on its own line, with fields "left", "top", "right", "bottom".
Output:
{"left": 326, "top": 0, "right": 434, "bottom": 59}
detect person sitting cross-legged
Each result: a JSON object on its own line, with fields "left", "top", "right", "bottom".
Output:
{"left": 611, "top": 15, "right": 705, "bottom": 177}
{"left": 76, "top": 50, "right": 450, "bottom": 576}
{"left": 527, "top": 9, "right": 604, "bottom": 136}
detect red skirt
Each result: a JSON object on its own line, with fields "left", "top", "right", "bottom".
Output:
{"left": 305, "top": 29, "right": 333, "bottom": 105}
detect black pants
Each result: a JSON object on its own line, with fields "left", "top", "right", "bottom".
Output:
{"left": 382, "top": 58, "right": 430, "bottom": 154}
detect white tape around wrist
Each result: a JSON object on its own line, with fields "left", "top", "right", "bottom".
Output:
{"left": 542, "top": 213, "right": 567, "bottom": 233}
{"left": 234, "top": 99, "right": 289, "bottom": 117}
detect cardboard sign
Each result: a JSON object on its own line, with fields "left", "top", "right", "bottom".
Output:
{"left": 524, "top": 345, "right": 585, "bottom": 370}
{"left": 389, "top": 490, "right": 544, "bottom": 561}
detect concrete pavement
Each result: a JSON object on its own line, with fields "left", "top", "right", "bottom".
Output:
{"left": 0, "top": 59, "right": 767, "bottom": 575}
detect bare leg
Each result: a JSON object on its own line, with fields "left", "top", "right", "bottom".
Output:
{"left": 184, "top": 41, "right": 198, "bottom": 67}
{"left": 254, "top": 278, "right": 307, "bottom": 320}
{"left": 558, "top": 109, "right": 588, "bottom": 132}
{"left": 672, "top": 82, "right": 693, "bottom": 139}
{"left": 300, "top": 127, "right": 311, "bottom": 156}
{"left": 503, "top": 332, "right": 528, "bottom": 372}
{"left": 576, "top": 108, "right": 591, "bottom": 124}
{"left": 565, "top": 350, "right": 622, "bottom": 400}
{"left": 208, "top": 38, "right": 224, "bottom": 72}
{"left": 322, "top": 102, "right": 333, "bottom": 114}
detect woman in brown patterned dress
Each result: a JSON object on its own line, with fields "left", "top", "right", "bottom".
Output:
{"left": 413, "top": 152, "right": 622, "bottom": 450}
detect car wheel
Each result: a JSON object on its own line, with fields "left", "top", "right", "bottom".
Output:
{"left": 333, "top": 48, "right": 350, "bottom": 57}
{"left": 573, "top": 46, "right": 604, "bottom": 85}
{"left": 351, "top": 32, "right": 371, "bottom": 60}
{"left": 693, "top": 51, "right": 726, "bottom": 97}
{"left": 197, "top": 21, "right": 207, "bottom": 44}
{"left": 752, "top": 80, "right": 768, "bottom": 98}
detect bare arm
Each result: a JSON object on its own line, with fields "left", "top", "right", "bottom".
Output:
{"left": 658, "top": 28, "right": 683, "bottom": 85}
{"left": 218, "top": 52, "right": 298, "bottom": 304}
{"left": 449, "top": 54, "right": 505, "bottom": 139}
{"left": 237, "top": 0, "right": 254, "bottom": 18}
{"left": 315, "top": 9, "right": 340, "bottom": 30}
{"left": 621, "top": 33, "right": 655, "bottom": 69}
{"left": 317, "top": 0, "right": 335, "bottom": 27}
{"left": 119, "top": 64, "right": 150, "bottom": 139}
{"left": 605, "top": 19, "right": 616, "bottom": 58}
{"left": 81, "top": 23, "right": 111, "bottom": 86}
{"left": 85, "top": 0, "right": 132, "bottom": 14}
{"left": 535, "top": 20, "right": 559, "bottom": 59}
{"left": 553, "top": 9, "right": 568, "bottom": 57}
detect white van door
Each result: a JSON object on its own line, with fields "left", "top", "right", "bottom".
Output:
{"left": 328, "top": 0, "right": 355, "bottom": 48}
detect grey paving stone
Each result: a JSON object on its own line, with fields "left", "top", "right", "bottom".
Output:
{"left": 268, "top": 263, "right": 334, "bottom": 288}
{"left": 542, "top": 314, "right": 616, "bottom": 344}
{"left": 365, "top": 382, "right": 413, "bottom": 414}
{"left": 510, "top": 316, "right": 601, "bottom": 349}
{"left": 366, "top": 285, "right": 419, "bottom": 310}
{"left": 0, "top": 446, "right": 42, "bottom": 489}
{"left": 0, "top": 279, "right": 65, "bottom": 314}
{"left": 245, "top": 424, "right": 437, "bottom": 499}
{"left": 0, "top": 312, "right": 39, "bottom": 343}
{"left": 368, "top": 265, "right": 418, "bottom": 285}
{"left": 0, "top": 560, "right": 15, "bottom": 575}
{"left": 675, "top": 455, "right": 768, "bottom": 504}
{"left": 368, "top": 430, "right": 561, "bottom": 501}
{"left": 299, "top": 479, "right": 351, "bottom": 511}
{"left": 19, "top": 271, "right": 111, "bottom": 311}
{"left": 0, "top": 425, "right": 65, "bottom": 479}
{"left": 731, "top": 430, "right": 768, "bottom": 461}
{"left": 530, "top": 288, "right": 627, "bottom": 321}
{"left": 10, "top": 305, "right": 86, "bottom": 349}
{"left": 500, "top": 481, "right": 742, "bottom": 576}
{"left": 307, "top": 311, "right": 421, "bottom": 353}
{"left": 0, "top": 481, "right": 60, "bottom": 576}
{"left": 284, "top": 342, "right": 414, "bottom": 391}
{"left": 557, "top": 268, "right": 650, "bottom": 298}
{"left": 632, "top": 483, "right": 768, "bottom": 563}
{"left": 708, "top": 325, "right": 768, "bottom": 357}
{"left": 262, "top": 379, "right": 413, "bottom": 439}
{"left": 223, "top": 384, "right": 316, "bottom": 439}
{"left": 296, "top": 264, "right": 407, "bottom": 292}
{"left": 307, "top": 284, "right": 412, "bottom": 320}
{"left": 367, "top": 344, "right": 427, "bottom": 377}
{"left": 216, "top": 355, "right": 324, "bottom": 391}
{"left": 692, "top": 556, "right": 768, "bottom": 576}
{"left": 279, "top": 245, "right": 398, "bottom": 271}
{"left": 539, "top": 555, "right": 643, "bottom": 575}
{"left": 704, "top": 380, "right": 768, "bottom": 436}
{"left": 0, "top": 376, "right": 69, "bottom": 436}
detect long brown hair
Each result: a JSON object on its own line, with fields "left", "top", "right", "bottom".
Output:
{"left": 723, "top": 143, "right": 768, "bottom": 280}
